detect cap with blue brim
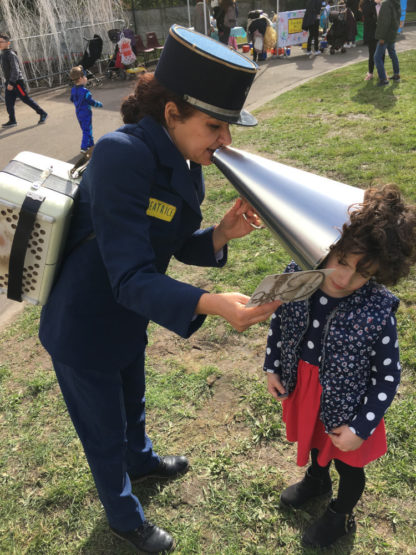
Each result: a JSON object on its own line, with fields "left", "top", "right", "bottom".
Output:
{"left": 155, "top": 25, "right": 258, "bottom": 127}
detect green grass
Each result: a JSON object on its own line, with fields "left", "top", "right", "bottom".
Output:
{"left": 1, "top": 51, "right": 416, "bottom": 553}
{"left": 405, "top": 10, "right": 416, "bottom": 23}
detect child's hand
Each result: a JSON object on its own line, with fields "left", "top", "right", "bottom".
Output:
{"left": 329, "top": 425, "right": 364, "bottom": 451}
{"left": 266, "top": 373, "right": 288, "bottom": 401}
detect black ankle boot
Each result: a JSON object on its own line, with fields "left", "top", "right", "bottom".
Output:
{"left": 280, "top": 467, "right": 332, "bottom": 509}
{"left": 302, "top": 500, "right": 356, "bottom": 547}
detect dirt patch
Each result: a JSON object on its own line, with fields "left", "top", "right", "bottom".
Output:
{"left": 0, "top": 297, "right": 25, "bottom": 332}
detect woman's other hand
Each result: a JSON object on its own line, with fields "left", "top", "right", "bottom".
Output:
{"left": 196, "top": 292, "right": 281, "bottom": 332}
{"left": 329, "top": 425, "right": 364, "bottom": 451}
{"left": 213, "top": 198, "right": 262, "bottom": 252}
{"left": 266, "top": 372, "right": 288, "bottom": 401}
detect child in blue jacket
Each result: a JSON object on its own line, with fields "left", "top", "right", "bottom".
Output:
{"left": 264, "top": 185, "right": 416, "bottom": 548}
{"left": 69, "top": 65, "right": 103, "bottom": 153}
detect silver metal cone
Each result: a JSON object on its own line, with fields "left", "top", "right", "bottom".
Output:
{"left": 212, "top": 146, "right": 364, "bottom": 269}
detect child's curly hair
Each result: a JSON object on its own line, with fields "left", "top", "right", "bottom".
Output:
{"left": 331, "top": 184, "right": 416, "bottom": 285}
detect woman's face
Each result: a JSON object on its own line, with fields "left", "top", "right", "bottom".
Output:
{"left": 321, "top": 251, "right": 377, "bottom": 298}
{"left": 165, "top": 102, "right": 232, "bottom": 166}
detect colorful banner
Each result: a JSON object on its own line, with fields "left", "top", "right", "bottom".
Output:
{"left": 277, "top": 10, "right": 308, "bottom": 47}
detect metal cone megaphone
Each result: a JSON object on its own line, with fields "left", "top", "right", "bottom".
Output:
{"left": 212, "top": 146, "right": 364, "bottom": 269}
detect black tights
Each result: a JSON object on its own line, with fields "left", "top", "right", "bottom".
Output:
{"left": 310, "top": 448, "right": 366, "bottom": 513}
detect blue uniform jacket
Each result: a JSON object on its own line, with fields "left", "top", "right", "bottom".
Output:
{"left": 39, "top": 116, "right": 227, "bottom": 371}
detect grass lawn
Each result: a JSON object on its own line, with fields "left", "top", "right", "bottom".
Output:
{"left": 405, "top": 11, "right": 416, "bottom": 23}
{"left": 1, "top": 50, "right": 415, "bottom": 554}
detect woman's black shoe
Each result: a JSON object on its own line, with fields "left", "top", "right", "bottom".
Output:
{"left": 280, "top": 467, "right": 332, "bottom": 509}
{"left": 130, "top": 455, "right": 189, "bottom": 483}
{"left": 302, "top": 500, "right": 356, "bottom": 548}
{"left": 110, "top": 521, "right": 174, "bottom": 553}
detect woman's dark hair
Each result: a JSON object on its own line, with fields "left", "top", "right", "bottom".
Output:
{"left": 120, "top": 72, "right": 196, "bottom": 125}
{"left": 0, "top": 34, "right": 10, "bottom": 41}
{"left": 330, "top": 184, "right": 416, "bottom": 285}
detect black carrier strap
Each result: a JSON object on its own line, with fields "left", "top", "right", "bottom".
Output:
{"left": 7, "top": 191, "right": 45, "bottom": 302}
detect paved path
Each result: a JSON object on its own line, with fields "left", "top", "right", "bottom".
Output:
{"left": 246, "top": 26, "right": 416, "bottom": 111}
{"left": 0, "top": 27, "right": 415, "bottom": 328}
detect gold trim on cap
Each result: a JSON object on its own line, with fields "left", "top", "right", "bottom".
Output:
{"left": 169, "top": 25, "right": 257, "bottom": 74}
{"left": 183, "top": 94, "right": 240, "bottom": 117}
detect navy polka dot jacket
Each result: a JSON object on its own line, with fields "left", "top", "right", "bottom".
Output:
{"left": 264, "top": 261, "right": 400, "bottom": 439}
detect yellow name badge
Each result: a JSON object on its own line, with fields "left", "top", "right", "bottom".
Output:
{"left": 146, "top": 197, "right": 177, "bottom": 222}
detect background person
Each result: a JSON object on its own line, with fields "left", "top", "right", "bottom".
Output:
{"left": 39, "top": 26, "right": 279, "bottom": 554}
{"left": 214, "top": 0, "right": 237, "bottom": 44}
{"left": 374, "top": 0, "right": 401, "bottom": 85}
{"left": 344, "top": 3, "right": 358, "bottom": 47}
{"left": 264, "top": 185, "right": 416, "bottom": 548}
{"left": 302, "top": 0, "right": 323, "bottom": 55}
{"left": 0, "top": 33, "right": 47, "bottom": 128}
{"left": 69, "top": 65, "right": 103, "bottom": 154}
{"left": 360, "top": 0, "right": 382, "bottom": 80}
{"left": 248, "top": 13, "right": 275, "bottom": 62}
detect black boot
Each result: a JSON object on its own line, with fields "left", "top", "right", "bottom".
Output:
{"left": 280, "top": 467, "right": 332, "bottom": 509}
{"left": 302, "top": 500, "right": 356, "bottom": 547}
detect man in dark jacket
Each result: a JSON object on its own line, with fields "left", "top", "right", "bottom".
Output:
{"left": 373, "top": 0, "right": 401, "bottom": 85}
{"left": 0, "top": 33, "right": 48, "bottom": 127}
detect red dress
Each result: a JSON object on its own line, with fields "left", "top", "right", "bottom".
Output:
{"left": 282, "top": 359, "right": 387, "bottom": 468}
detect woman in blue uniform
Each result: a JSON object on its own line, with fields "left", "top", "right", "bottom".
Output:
{"left": 39, "top": 26, "right": 279, "bottom": 553}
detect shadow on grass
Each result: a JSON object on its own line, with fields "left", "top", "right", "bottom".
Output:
{"left": 351, "top": 81, "right": 399, "bottom": 111}
{"left": 78, "top": 478, "right": 178, "bottom": 554}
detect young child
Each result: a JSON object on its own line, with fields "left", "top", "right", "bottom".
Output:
{"left": 69, "top": 65, "right": 103, "bottom": 154}
{"left": 263, "top": 184, "right": 416, "bottom": 548}
{"left": 0, "top": 33, "right": 48, "bottom": 127}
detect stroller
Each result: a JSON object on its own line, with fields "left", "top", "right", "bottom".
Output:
{"left": 106, "top": 28, "right": 137, "bottom": 80}
{"left": 326, "top": 11, "right": 348, "bottom": 54}
{"left": 78, "top": 34, "right": 104, "bottom": 87}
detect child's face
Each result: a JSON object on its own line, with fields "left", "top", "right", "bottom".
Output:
{"left": 321, "top": 252, "right": 377, "bottom": 298}
{"left": 79, "top": 75, "right": 88, "bottom": 86}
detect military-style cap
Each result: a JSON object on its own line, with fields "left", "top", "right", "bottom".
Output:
{"left": 155, "top": 25, "right": 258, "bottom": 126}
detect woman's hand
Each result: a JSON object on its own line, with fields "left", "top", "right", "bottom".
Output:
{"left": 212, "top": 198, "right": 262, "bottom": 252}
{"left": 266, "top": 373, "right": 288, "bottom": 401}
{"left": 329, "top": 425, "right": 364, "bottom": 452}
{"left": 196, "top": 292, "right": 281, "bottom": 332}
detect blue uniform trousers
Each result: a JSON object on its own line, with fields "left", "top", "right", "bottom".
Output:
{"left": 52, "top": 349, "right": 160, "bottom": 531}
